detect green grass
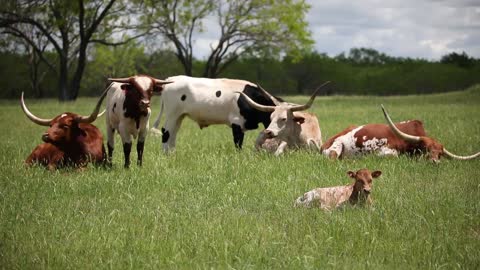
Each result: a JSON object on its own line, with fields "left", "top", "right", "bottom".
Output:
{"left": 1, "top": 86, "right": 479, "bottom": 269}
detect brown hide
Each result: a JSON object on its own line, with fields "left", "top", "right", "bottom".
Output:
{"left": 321, "top": 120, "right": 427, "bottom": 156}
{"left": 26, "top": 116, "right": 105, "bottom": 170}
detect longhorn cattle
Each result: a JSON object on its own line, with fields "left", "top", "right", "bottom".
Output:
{"left": 294, "top": 169, "right": 382, "bottom": 210}
{"left": 381, "top": 105, "right": 480, "bottom": 162}
{"left": 237, "top": 82, "right": 329, "bottom": 156}
{"left": 321, "top": 106, "right": 480, "bottom": 162}
{"left": 21, "top": 90, "right": 107, "bottom": 170}
{"left": 150, "top": 75, "right": 284, "bottom": 151}
{"left": 105, "top": 75, "right": 172, "bottom": 167}
{"left": 321, "top": 120, "right": 428, "bottom": 159}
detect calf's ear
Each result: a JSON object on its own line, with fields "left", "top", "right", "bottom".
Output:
{"left": 293, "top": 116, "right": 305, "bottom": 124}
{"left": 347, "top": 171, "right": 355, "bottom": 178}
{"left": 371, "top": 170, "right": 382, "bottom": 178}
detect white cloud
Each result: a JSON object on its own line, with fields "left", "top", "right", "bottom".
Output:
{"left": 307, "top": 0, "right": 480, "bottom": 59}
{"left": 185, "top": 0, "right": 480, "bottom": 60}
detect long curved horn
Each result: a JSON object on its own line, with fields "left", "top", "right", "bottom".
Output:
{"left": 381, "top": 104, "right": 421, "bottom": 142}
{"left": 256, "top": 83, "right": 280, "bottom": 106}
{"left": 235, "top": 92, "right": 275, "bottom": 112}
{"left": 20, "top": 92, "right": 52, "bottom": 126}
{"left": 108, "top": 77, "right": 133, "bottom": 83}
{"left": 97, "top": 109, "right": 106, "bottom": 118}
{"left": 154, "top": 79, "right": 174, "bottom": 85}
{"left": 443, "top": 148, "right": 480, "bottom": 160}
{"left": 77, "top": 88, "right": 109, "bottom": 123}
{"left": 289, "top": 81, "right": 330, "bottom": 112}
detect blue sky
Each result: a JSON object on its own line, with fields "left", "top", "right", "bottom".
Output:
{"left": 189, "top": 0, "right": 480, "bottom": 60}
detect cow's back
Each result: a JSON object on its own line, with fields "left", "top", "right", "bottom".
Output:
{"left": 296, "top": 112, "right": 322, "bottom": 147}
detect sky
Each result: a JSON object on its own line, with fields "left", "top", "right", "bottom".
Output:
{"left": 192, "top": 0, "right": 480, "bottom": 60}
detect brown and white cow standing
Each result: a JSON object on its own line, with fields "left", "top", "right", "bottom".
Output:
{"left": 381, "top": 105, "right": 480, "bottom": 162}
{"left": 295, "top": 169, "right": 382, "bottom": 210}
{"left": 237, "top": 83, "right": 329, "bottom": 156}
{"left": 21, "top": 90, "right": 108, "bottom": 170}
{"left": 105, "top": 75, "right": 172, "bottom": 168}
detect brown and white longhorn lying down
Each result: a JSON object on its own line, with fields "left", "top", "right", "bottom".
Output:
{"left": 321, "top": 120, "right": 428, "bottom": 159}
{"left": 238, "top": 83, "right": 329, "bottom": 156}
{"left": 255, "top": 111, "right": 322, "bottom": 154}
{"left": 381, "top": 105, "right": 480, "bottom": 162}
{"left": 22, "top": 90, "right": 108, "bottom": 170}
{"left": 105, "top": 75, "right": 172, "bottom": 168}
{"left": 295, "top": 169, "right": 382, "bottom": 210}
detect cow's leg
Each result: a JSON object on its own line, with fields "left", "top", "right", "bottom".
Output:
{"left": 162, "top": 116, "right": 184, "bottom": 152}
{"left": 255, "top": 131, "right": 267, "bottom": 151}
{"left": 123, "top": 142, "right": 132, "bottom": 168}
{"left": 137, "top": 128, "right": 148, "bottom": 166}
{"left": 106, "top": 125, "right": 115, "bottom": 165}
{"left": 274, "top": 141, "right": 288, "bottom": 156}
{"left": 323, "top": 141, "right": 343, "bottom": 159}
{"left": 118, "top": 125, "right": 132, "bottom": 168}
{"left": 231, "top": 124, "right": 244, "bottom": 149}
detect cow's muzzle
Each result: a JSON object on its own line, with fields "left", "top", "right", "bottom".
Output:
{"left": 264, "top": 129, "right": 276, "bottom": 139}
{"left": 139, "top": 100, "right": 150, "bottom": 111}
{"left": 42, "top": 133, "right": 51, "bottom": 143}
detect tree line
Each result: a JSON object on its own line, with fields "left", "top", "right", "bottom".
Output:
{"left": 1, "top": 0, "right": 479, "bottom": 100}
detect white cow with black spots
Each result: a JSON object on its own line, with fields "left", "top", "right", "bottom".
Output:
{"left": 150, "top": 75, "right": 282, "bottom": 152}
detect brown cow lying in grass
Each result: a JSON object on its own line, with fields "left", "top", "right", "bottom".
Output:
{"left": 294, "top": 168, "right": 382, "bottom": 210}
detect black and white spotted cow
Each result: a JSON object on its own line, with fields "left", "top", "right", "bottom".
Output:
{"left": 150, "top": 75, "right": 282, "bottom": 151}
{"left": 105, "top": 75, "right": 172, "bottom": 167}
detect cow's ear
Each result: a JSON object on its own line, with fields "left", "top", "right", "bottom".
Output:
{"left": 371, "top": 170, "right": 382, "bottom": 179}
{"left": 293, "top": 116, "right": 305, "bottom": 124}
{"left": 347, "top": 171, "right": 355, "bottom": 178}
{"left": 120, "top": 84, "right": 133, "bottom": 91}
{"left": 152, "top": 85, "right": 163, "bottom": 93}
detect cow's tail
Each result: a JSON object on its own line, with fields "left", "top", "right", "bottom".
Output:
{"left": 150, "top": 98, "right": 164, "bottom": 136}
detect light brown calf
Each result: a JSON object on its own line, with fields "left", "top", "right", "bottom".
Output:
{"left": 294, "top": 169, "right": 382, "bottom": 210}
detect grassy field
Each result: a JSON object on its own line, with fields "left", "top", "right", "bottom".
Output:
{"left": 1, "top": 86, "right": 479, "bottom": 269}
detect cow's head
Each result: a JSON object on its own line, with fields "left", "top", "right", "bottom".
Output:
{"left": 21, "top": 88, "right": 108, "bottom": 145}
{"left": 238, "top": 82, "right": 329, "bottom": 140}
{"left": 381, "top": 105, "right": 480, "bottom": 162}
{"left": 108, "top": 75, "right": 172, "bottom": 114}
{"left": 348, "top": 168, "right": 381, "bottom": 198}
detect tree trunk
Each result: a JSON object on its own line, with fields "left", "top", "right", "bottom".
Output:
{"left": 58, "top": 55, "right": 69, "bottom": 101}
{"left": 70, "top": 43, "right": 88, "bottom": 100}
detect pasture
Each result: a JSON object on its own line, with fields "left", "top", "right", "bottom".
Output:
{"left": 1, "top": 86, "right": 479, "bottom": 269}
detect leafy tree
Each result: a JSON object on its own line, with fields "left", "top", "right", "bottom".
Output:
{"left": 440, "top": 51, "right": 476, "bottom": 68}
{"left": 0, "top": 0, "right": 143, "bottom": 100}
{"left": 141, "top": 0, "right": 313, "bottom": 78}
{"left": 336, "top": 47, "right": 394, "bottom": 65}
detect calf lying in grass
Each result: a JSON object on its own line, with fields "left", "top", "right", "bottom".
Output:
{"left": 295, "top": 169, "right": 381, "bottom": 210}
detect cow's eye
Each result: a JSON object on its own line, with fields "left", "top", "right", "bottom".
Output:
{"left": 281, "top": 118, "right": 287, "bottom": 122}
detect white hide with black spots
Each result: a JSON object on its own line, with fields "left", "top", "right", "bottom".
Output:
{"left": 151, "top": 75, "right": 276, "bottom": 151}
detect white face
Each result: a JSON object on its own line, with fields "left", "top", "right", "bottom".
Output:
{"left": 265, "top": 105, "right": 294, "bottom": 138}
{"left": 133, "top": 76, "right": 153, "bottom": 91}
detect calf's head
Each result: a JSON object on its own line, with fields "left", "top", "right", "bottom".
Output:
{"left": 108, "top": 75, "right": 172, "bottom": 114}
{"left": 381, "top": 105, "right": 480, "bottom": 162}
{"left": 238, "top": 82, "right": 329, "bottom": 139}
{"left": 21, "top": 89, "right": 108, "bottom": 144}
{"left": 348, "top": 168, "right": 381, "bottom": 199}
